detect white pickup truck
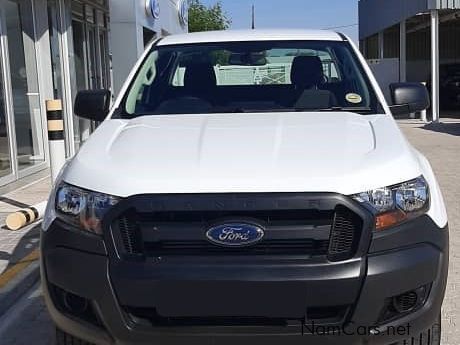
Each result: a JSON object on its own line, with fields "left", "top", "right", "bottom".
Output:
{"left": 42, "top": 30, "right": 448, "bottom": 345}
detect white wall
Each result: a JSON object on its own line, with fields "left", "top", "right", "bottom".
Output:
{"left": 110, "top": 0, "right": 187, "bottom": 95}
{"left": 367, "top": 58, "right": 400, "bottom": 103}
{"left": 134, "top": 0, "right": 185, "bottom": 35}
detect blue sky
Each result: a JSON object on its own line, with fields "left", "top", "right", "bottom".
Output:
{"left": 201, "top": 0, "right": 359, "bottom": 43}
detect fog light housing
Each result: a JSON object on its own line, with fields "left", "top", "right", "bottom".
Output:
{"left": 379, "top": 285, "right": 430, "bottom": 323}
{"left": 50, "top": 284, "right": 104, "bottom": 328}
{"left": 393, "top": 291, "right": 419, "bottom": 313}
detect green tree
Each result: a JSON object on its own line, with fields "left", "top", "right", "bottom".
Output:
{"left": 188, "top": 0, "right": 231, "bottom": 32}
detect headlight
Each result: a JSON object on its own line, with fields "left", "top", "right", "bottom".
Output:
{"left": 55, "top": 183, "right": 120, "bottom": 234}
{"left": 352, "top": 177, "right": 429, "bottom": 231}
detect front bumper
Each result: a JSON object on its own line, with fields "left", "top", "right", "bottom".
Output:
{"left": 41, "top": 214, "right": 448, "bottom": 345}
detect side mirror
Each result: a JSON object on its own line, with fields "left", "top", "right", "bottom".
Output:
{"left": 389, "top": 82, "right": 430, "bottom": 117}
{"left": 74, "top": 89, "right": 111, "bottom": 121}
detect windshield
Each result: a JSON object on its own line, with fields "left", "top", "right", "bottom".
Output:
{"left": 117, "top": 40, "right": 383, "bottom": 117}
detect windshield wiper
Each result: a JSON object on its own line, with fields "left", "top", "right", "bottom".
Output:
{"left": 212, "top": 107, "right": 246, "bottom": 113}
{"left": 294, "top": 106, "right": 374, "bottom": 114}
{"left": 212, "top": 107, "right": 292, "bottom": 113}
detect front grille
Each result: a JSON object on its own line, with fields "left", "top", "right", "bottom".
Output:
{"left": 118, "top": 215, "right": 143, "bottom": 255}
{"left": 125, "top": 307, "right": 295, "bottom": 327}
{"left": 110, "top": 194, "right": 367, "bottom": 261}
{"left": 125, "top": 305, "right": 350, "bottom": 327}
{"left": 328, "top": 206, "right": 363, "bottom": 261}
{"left": 144, "top": 239, "right": 330, "bottom": 256}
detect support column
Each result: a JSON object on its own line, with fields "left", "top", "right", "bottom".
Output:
{"left": 399, "top": 21, "right": 406, "bottom": 82}
{"left": 361, "top": 39, "right": 367, "bottom": 58}
{"left": 378, "top": 31, "right": 384, "bottom": 59}
{"left": 431, "top": 10, "right": 440, "bottom": 123}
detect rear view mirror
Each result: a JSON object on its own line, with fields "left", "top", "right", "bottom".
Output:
{"left": 74, "top": 89, "right": 111, "bottom": 122}
{"left": 389, "top": 83, "right": 430, "bottom": 118}
{"left": 229, "top": 52, "right": 267, "bottom": 66}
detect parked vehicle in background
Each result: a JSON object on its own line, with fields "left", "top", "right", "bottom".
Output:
{"left": 440, "top": 64, "right": 460, "bottom": 109}
{"left": 42, "top": 30, "right": 448, "bottom": 345}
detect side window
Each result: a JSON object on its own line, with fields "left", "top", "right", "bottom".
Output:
{"left": 317, "top": 51, "right": 340, "bottom": 81}
{"left": 125, "top": 52, "right": 159, "bottom": 114}
{"left": 172, "top": 67, "right": 186, "bottom": 86}
{"left": 321, "top": 58, "right": 340, "bottom": 81}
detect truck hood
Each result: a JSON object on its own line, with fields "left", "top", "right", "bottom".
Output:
{"left": 63, "top": 112, "right": 422, "bottom": 197}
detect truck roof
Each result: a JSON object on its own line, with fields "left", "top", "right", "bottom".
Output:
{"left": 157, "top": 29, "right": 344, "bottom": 46}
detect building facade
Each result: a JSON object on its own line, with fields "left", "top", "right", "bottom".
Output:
{"left": 359, "top": 0, "right": 460, "bottom": 121}
{"left": 0, "top": 0, "right": 186, "bottom": 187}
{"left": 111, "top": 0, "right": 188, "bottom": 94}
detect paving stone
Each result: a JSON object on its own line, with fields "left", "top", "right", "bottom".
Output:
{"left": 0, "top": 177, "right": 51, "bottom": 275}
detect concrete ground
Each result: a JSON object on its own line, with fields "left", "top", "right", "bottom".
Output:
{"left": 0, "top": 119, "right": 458, "bottom": 345}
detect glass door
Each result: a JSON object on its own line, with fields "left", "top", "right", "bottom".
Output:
{"left": 69, "top": 1, "right": 109, "bottom": 152}
{"left": 47, "top": 0, "right": 110, "bottom": 156}
{"left": 48, "top": 0, "right": 64, "bottom": 100}
{"left": 4, "top": 0, "right": 46, "bottom": 171}
{"left": 98, "top": 16, "right": 110, "bottom": 90}
{"left": 85, "top": 6, "right": 99, "bottom": 90}
{"left": 0, "top": 37, "right": 14, "bottom": 182}
{"left": 94, "top": 5, "right": 110, "bottom": 92}
{"left": 71, "top": 15, "right": 91, "bottom": 147}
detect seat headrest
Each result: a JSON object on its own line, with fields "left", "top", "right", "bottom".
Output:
{"left": 184, "top": 63, "right": 217, "bottom": 91}
{"left": 290, "top": 56, "right": 324, "bottom": 88}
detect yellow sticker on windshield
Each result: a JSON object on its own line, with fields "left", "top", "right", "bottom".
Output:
{"left": 346, "top": 93, "right": 363, "bottom": 104}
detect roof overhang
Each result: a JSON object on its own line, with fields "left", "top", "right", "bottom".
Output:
{"left": 359, "top": 0, "right": 460, "bottom": 39}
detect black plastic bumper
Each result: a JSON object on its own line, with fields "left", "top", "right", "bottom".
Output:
{"left": 41, "top": 215, "right": 448, "bottom": 345}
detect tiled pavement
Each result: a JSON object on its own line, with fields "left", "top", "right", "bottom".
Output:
{"left": 0, "top": 176, "right": 51, "bottom": 274}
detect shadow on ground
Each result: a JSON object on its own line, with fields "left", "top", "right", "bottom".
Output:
{"left": 422, "top": 122, "right": 460, "bottom": 136}
{"left": 0, "top": 225, "right": 40, "bottom": 274}
{"left": 0, "top": 286, "right": 54, "bottom": 345}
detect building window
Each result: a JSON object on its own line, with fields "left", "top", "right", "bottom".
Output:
{"left": 406, "top": 14, "right": 431, "bottom": 61}
{"left": 5, "top": 0, "right": 46, "bottom": 170}
{"left": 383, "top": 25, "right": 400, "bottom": 59}
{"left": 47, "top": 0, "right": 64, "bottom": 100}
{"left": 0, "top": 54, "right": 12, "bottom": 179}
{"left": 364, "top": 34, "right": 379, "bottom": 59}
{"left": 69, "top": 1, "right": 110, "bottom": 152}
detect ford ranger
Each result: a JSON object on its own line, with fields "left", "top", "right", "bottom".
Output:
{"left": 42, "top": 30, "right": 449, "bottom": 345}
